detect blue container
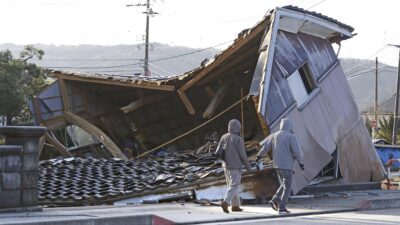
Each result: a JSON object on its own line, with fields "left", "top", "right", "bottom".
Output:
{"left": 375, "top": 145, "right": 400, "bottom": 170}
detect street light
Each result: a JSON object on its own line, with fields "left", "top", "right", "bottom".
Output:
{"left": 388, "top": 44, "right": 400, "bottom": 145}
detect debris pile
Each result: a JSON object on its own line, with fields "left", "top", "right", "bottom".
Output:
{"left": 38, "top": 142, "right": 262, "bottom": 206}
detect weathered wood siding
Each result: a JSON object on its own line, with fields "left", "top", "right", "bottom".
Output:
{"left": 263, "top": 31, "right": 337, "bottom": 125}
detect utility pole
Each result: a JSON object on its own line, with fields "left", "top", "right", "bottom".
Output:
{"left": 391, "top": 46, "right": 400, "bottom": 145}
{"left": 127, "top": 0, "right": 158, "bottom": 76}
{"left": 373, "top": 57, "right": 378, "bottom": 138}
{"left": 144, "top": 0, "right": 150, "bottom": 76}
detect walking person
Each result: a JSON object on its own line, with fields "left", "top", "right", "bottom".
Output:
{"left": 215, "top": 119, "right": 252, "bottom": 213}
{"left": 257, "top": 118, "right": 304, "bottom": 214}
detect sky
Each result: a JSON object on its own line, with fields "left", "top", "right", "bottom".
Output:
{"left": 1, "top": 0, "right": 400, "bottom": 65}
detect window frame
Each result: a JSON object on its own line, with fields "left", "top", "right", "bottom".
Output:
{"left": 287, "top": 61, "right": 320, "bottom": 110}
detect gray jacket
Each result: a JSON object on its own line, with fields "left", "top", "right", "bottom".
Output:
{"left": 216, "top": 119, "right": 251, "bottom": 171}
{"left": 257, "top": 118, "right": 304, "bottom": 170}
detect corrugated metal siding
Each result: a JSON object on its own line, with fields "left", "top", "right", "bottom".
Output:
{"left": 263, "top": 31, "right": 337, "bottom": 124}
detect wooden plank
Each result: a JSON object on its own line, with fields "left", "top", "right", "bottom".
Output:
{"left": 44, "top": 132, "right": 73, "bottom": 157}
{"left": 203, "top": 81, "right": 229, "bottom": 119}
{"left": 58, "top": 79, "right": 70, "bottom": 112}
{"left": 177, "top": 91, "right": 195, "bottom": 115}
{"left": 50, "top": 73, "right": 175, "bottom": 92}
{"left": 178, "top": 19, "right": 268, "bottom": 93}
{"left": 63, "top": 111, "right": 128, "bottom": 160}
{"left": 121, "top": 94, "right": 169, "bottom": 114}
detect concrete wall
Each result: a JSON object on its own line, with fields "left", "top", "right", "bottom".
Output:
{"left": 0, "top": 126, "right": 46, "bottom": 209}
{"left": 0, "top": 145, "right": 24, "bottom": 208}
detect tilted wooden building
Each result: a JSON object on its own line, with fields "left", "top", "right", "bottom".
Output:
{"left": 31, "top": 6, "right": 384, "bottom": 194}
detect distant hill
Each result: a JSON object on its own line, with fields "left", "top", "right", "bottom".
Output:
{"left": 341, "top": 58, "right": 398, "bottom": 111}
{"left": 0, "top": 43, "right": 397, "bottom": 111}
{"left": 0, "top": 43, "right": 218, "bottom": 77}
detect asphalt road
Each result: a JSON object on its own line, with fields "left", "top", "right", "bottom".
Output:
{"left": 197, "top": 208, "right": 400, "bottom": 225}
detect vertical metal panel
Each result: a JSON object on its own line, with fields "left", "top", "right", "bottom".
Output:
{"left": 261, "top": 30, "right": 338, "bottom": 124}
{"left": 264, "top": 77, "right": 286, "bottom": 124}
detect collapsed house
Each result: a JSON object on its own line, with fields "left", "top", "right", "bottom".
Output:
{"left": 31, "top": 6, "right": 385, "bottom": 205}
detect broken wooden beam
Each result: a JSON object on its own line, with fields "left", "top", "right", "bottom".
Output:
{"left": 44, "top": 132, "right": 73, "bottom": 157}
{"left": 49, "top": 72, "right": 175, "bottom": 91}
{"left": 63, "top": 111, "right": 128, "bottom": 160}
{"left": 204, "top": 86, "right": 215, "bottom": 97}
{"left": 203, "top": 81, "right": 230, "bottom": 119}
{"left": 177, "top": 90, "right": 195, "bottom": 115}
{"left": 121, "top": 94, "right": 168, "bottom": 114}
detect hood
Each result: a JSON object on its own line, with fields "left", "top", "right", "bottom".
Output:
{"left": 228, "top": 119, "right": 241, "bottom": 135}
{"left": 279, "top": 118, "right": 294, "bottom": 133}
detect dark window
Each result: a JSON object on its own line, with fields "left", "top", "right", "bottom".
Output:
{"left": 287, "top": 62, "right": 317, "bottom": 104}
{"left": 298, "top": 63, "right": 316, "bottom": 94}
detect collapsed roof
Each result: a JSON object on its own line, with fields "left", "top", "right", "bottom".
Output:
{"left": 32, "top": 5, "right": 384, "bottom": 203}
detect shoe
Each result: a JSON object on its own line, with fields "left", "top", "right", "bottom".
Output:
{"left": 221, "top": 201, "right": 229, "bottom": 213}
{"left": 278, "top": 208, "right": 291, "bottom": 215}
{"left": 269, "top": 200, "right": 278, "bottom": 211}
{"left": 231, "top": 206, "right": 244, "bottom": 212}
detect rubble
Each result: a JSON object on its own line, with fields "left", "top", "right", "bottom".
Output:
{"left": 38, "top": 142, "right": 264, "bottom": 206}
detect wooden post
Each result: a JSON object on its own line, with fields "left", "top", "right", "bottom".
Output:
{"left": 63, "top": 111, "right": 128, "bottom": 160}
{"left": 241, "top": 88, "right": 244, "bottom": 137}
{"left": 32, "top": 96, "right": 43, "bottom": 124}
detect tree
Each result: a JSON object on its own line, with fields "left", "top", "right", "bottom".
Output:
{"left": 0, "top": 45, "right": 46, "bottom": 125}
{"left": 364, "top": 117, "right": 372, "bottom": 137}
{"left": 376, "top": 114, "right": 400, "bottom": 144}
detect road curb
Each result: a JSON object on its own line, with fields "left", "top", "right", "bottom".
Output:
{"left": 175, "top": 208, "right": 358, "bottom": 225}
{"left": 354, "top": 197, "right": 400, "bottom": 210}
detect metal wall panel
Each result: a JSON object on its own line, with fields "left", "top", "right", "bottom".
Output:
{"left": 263, "top": 30, "right": 337, "bottom": 124}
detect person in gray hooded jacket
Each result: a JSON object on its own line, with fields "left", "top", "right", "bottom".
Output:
{"left": 216, "top": 119, "right": 252, "bottom": 213}
{"left": 257, "top": 118, "right": 304, "bottom": 214}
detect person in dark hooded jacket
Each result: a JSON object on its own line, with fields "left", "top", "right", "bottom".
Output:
{"left": 215, "top": 119, "right": 252, "bottom": 213}
{"left": 257, "top": 118, "right": 304, "bottom": 215}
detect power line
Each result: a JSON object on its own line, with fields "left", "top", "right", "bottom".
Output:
{"left": 43, "top": 39, "right": 232, "bottom": 70}
{"left": 150, "top": 40, "right": 232, "bottom": 63}
{"left": 35, "top": 58, "right": 143, "bottom": 62}
{"left": 307, "top": 0, "right": 327, "bottom": 9}
{"left": 347, "top": 69, "right": 396, "bottom": 80}
{"left": 45, "top": 63, "right": 141, "bottom": 69}
{"left": 148, "top": 61, "right": 175, "bottom": 76}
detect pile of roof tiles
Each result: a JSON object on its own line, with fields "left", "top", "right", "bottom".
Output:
{"left": 37, "top": 153, "right": 241, "bottom": 205}
{"left": 38, "top": 142, "right": 261, "bottom": 206}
